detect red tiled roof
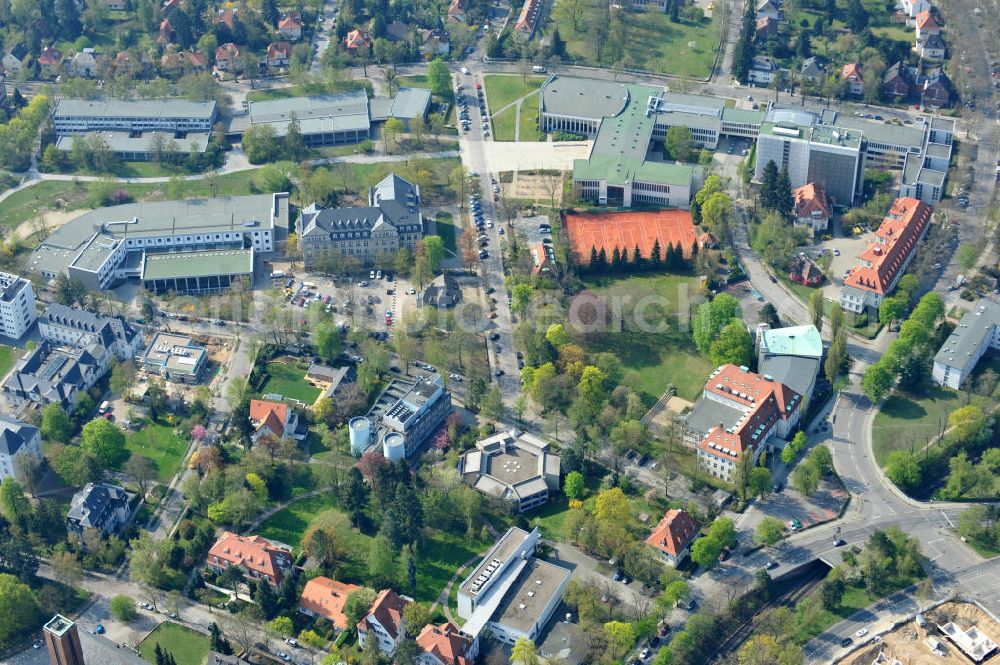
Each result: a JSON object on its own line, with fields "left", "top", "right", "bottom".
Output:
{"left": 645, "top": 509, "right": 701, "bottom": 557}
{"left": 299, "top": 577, "right": 361, "bottom": 630}
{"left": 279, "top": 11, "right": 303, "bottom": 29}
{"left": 842, "top": 62, "right": 862, "bottom": 82}
{"left": 530, "top": 242, "right": 555, "bottom": 275}
{"left": 345, "top": 29, "right": 372, "bottom": 49}
{"left": 416, "top": 622, "right": 472, "bottom": 665}
{"left": 215, "top": 8, "right": 236, "bottom": 29}
{"left": 915, "top": 10, "right": 939, "bottom": 30}
{"left": 358, "top": 589, "right": 409, "bottom": 640}
{"left": 38, "top": 47, "right": 63, "bottom": 66}
{"left": 563, "top": 209, "right": 698, "bottom": 265}
{"left": 268, "top": 41, "right": 292, "bottom": 58}
{"left": 207, "top": 532, "right": 291, "bottom": 586}
{"left": 698, "top": 364, "right": 802, "bottom": 461}
{"left": 250, "top": 399, "right": 289, "bottom": 438}
{"left": 844, "top": 197, "right": 932, "bottom": 295}
{"left": 794, "top": 182, "right": 831, "bottom": 218}
{"left": 515, "top": 0, "right": 542, "bottom": 33}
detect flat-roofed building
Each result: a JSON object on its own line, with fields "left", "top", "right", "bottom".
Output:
{"left": 756, "top": 324, "right": 823, "bottom": 400}
{"left": 458, "top": 527, "right": 570, "bottom": 646}
{"left": 141, "top": 248, "right": 254, "bottom": 294}
{"left": 458, "top": 429, "right": 561, "bottom": 512}
{"left": 55, "top": 131, "right": 210, "bottom": 162}
{"left": 29, "top": 193, "right": 288, "bottom": 291}
{"left": 43, "top": 615, "right": 86, "bottom": 665}
{"left": 0, "top": 271, "right": 37, "bottom": 340}
{"left": 52, "top": 98, "right": 217, "bottom": 135}
{"left": 140, "top": 332, "right": 208, "bottom": 383}
{"left": 241, "top": 91, "right": 371, "bottom": 146}
{"left": 362, "top": 373, "right": 451, "bottom": 459}
{"left": 840, "top": 198, "right": 932, "bottom": 314}
{"left": 932, "top": 299, "right": 1000, "bottom": 389}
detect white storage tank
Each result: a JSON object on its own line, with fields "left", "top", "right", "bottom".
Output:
{"left": 349, "top": 417, "right": 371, "bottom": 457}
{"left": 382, "top": 432, "right": 405, "bottom": 463}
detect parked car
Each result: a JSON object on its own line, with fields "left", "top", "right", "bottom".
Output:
{"left": 855, "top": 628, "right": 868, "bottom": 638}
{"left": 840, "top": 637, "right": 853, "bottom": 648}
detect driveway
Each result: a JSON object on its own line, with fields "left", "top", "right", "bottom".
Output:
{"left": 547, "top": 541, "right": 652, "bottom": 613}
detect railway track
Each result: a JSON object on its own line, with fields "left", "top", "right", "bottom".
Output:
{"left": 706, "top": 564, "right": 828, "bottom": 663}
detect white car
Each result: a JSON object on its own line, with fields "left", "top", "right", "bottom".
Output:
{"left": 855, "top": 628, "right": 868, "bottom": 638}
{"left": 460, "top": 67, "right": 470, "bottom": 74}
{"left": 407, "top": 288, "right": 417, "bottom": 295}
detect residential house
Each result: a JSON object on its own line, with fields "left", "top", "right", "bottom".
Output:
{"left": 206, "top": 532, "right": 293, "bottom": 587}
{"left": 530, "top": 242, "right": 556, "bottom": 275}
{"left": 793, "top": 182, "right": 831, "bottom": 232}
{"left": 267, "top": 42, "right": 292, "bottom": 69}
{"left": 298, "top": 577, "right": 361, "bottom": 630}
{"left": 882, "top": 61, "right": 913, "bottom": 99}
{"left": 698, "top": 232, "right": 718, "bottom": 250}
{"left": 2, "top": 44, "right": 30, "bottom": 75}
{"left": 161, "top": 50, "right": 207, "bottom": 75}
{"left": 214, "top": 7, "right": 238, "bottom": 30}
{"left": 921, "top": 68, "right": 952, "bottom": 107}
{"left": 645, "top": 509, "right": 701, "bottom": 566}
{"left": 748, "top": 55, "right": 778, "bottom": 85}
{"left": 755, "top": 16, "right": 778, "bottom": 41}
{"left": 112, "top": 50, "right": 141, "bottom": 77}
{"left": 70, "top": 48, "right": 102, "bottom": 77}
{"left": 249, "top": 399, "right": 302, "bottom": 443}
{"left": 157, "top": 19, "right": 175, "bottom": 46}
{"left": 416, "top": 623, "right": 477, "bottom": 665}
{"left": 0, "top": 415, "right": 42, "bottom": 483}
{"left": 756, "top": 0, "right": 781, "bottom": 20}
{"left": 162, "top": 0, "right": 182, "bottom": 12}
{"left": 278, "top": 11, "right": 304, "bottom": 41}
{"left": 214, "top": 43, "right": 242, "bottom": 73}
{"left": 420, "top": 28, "right": 450, "bottom": 57}
{"left": 514, "top": 0, "right": 543, "bottom": 39}
{"left": 789, "top": 255, "right": 824, "bottom": 286}
{"left": 900, "top": 0, "right": 929, "bottom": 19}
{"left": 38, "top": 47, "right": 64, "bottom": 77}
{"left": 915, "top": 9, "right": 940, "bottom": 41}
{"left": 840, "top": 197, "right": 932, "bottom": 313}
{"left": 919, "top": 33, "right": 946, "bottom": 59}
{"left": 3, "top": 342, "right": 107, "bottom": 409}
{"left": 344, "top": 29, "right": 372, "bottom": 52}
{"left": 357, "top": 589, "right": 410, "bottom": 656}
{"left": 66, "top": 483, "right": 132, "bottom": 539}
{"left": 447, "top": 0, "right": 466, "bottom": 22}
{"left": 800, "top": 56, "right": 825, "bottom": 83}
{"left": 842, "top": 62, "right": 864, "bottom": 96}
{"left": 385, "top": 20, "right": 411, "bottom": 43}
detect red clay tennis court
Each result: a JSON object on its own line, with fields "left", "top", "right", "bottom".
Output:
{"left": 563, "top": 209, "right": 698, "bottom": 264}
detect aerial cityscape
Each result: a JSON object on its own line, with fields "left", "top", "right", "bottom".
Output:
{"left": 0, "top": 0, "right": 997, "bottom": 662}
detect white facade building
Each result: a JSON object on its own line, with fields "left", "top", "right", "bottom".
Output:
{"left": 0, "top": 415, "right": 42, "bottom": 483}
{"left": 0, "top": 272, "right": 37, "bottom": 340}
{"left": 932, "top": 299, "right": 1000, "bottom": 389}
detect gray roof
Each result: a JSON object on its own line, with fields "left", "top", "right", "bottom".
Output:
{"left": 539, "top": 619, "right": 587, "bottom": 665}
{"left": 459, "top": 428, "right": 560, "bottom": 503}
{"left": 831, "top": 114, "right": 926, "bottom": 148}
{"left": 683, "top": 398, "right": 745, "bottom": 436}
{"left": 925, "top": 141, "right": 951, "bottom": 159}
{"left": 934, "top": 299, "right": 1000, "bottom": 370}
{"left": 40, "top": 303, "right": 140, "bottom": 350}
{"left": 902, "top": 152, "right": 946, "bottom": 187}
{"left": 931, "top": 116, "right": 955, "bottom": 132}
{"left": 492, "top": 557, "right": 571, "bottom": 634}
{"left": 3, "top": 341, "right": 102, "bottom": 405}
{"left": 921, "top": 34, "right": 946, "bottom": 51}
{"left": 388, "top": 87, "right": 431, "bottom": 119}
{"left": 302, "top": 173, "right": 421, "bottom": 238}
{"left": 67, "top": 482, "right": 130, "bottom": 530}
{"left": 0, "top": 271, "right": 32, "bottom": 304}
{"left": 247, "top": 90, "right": 371, "bottom": 137}
{"left": 55, "top": 131, "right": 210, "bottom": 155}
{"left": 759, "top": 355, "right": 820, "bottom": 399}
{"left": 540, "top": 75, "right": 631, "bottom": 119}
{"left": 54, "top": 98, "right": 216, "bottom": 120}
{"left": 0, "top": 415, "right": 38, "bottom": 456}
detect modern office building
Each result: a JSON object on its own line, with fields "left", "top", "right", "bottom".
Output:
{"left": 361, "top": 373, "right": 451, "bottom": 459}
{"left": 52, "top": 99, "right": 218, "bottom": 135}
{"left": 0, "top": 414, "right": 42, "bottom": 483}
{"left": 932, "top": 299, "right": 1000, "bottom": 389}
{"left": 39, "top": 304, "right": 143, "bottom": 362}
{"left": 140, "top": 332, "right": 208, "bottom": 383}
{"left": 0, "top": 271, "right": 37, "bottom": 340}
{"left": 300, "top": 173, "right": 423, "bottom": 269}
{"left": 30, "top": 193, "right": 289, "bottom": 291}
{"left": 43, "top": 615, "right": 86, "bottom": 665}
{"left": 756, "top": 324, "right": 823, "bottom": 400}
{"left": 840, "top": 198, "right": 932, "bottom": 314}
{"left": 457, "top": 429, "right": 561, "bottom": 512}
{"left": 457, "top": 527, "right": 571, "bottom": 646}
{"left": 683, "top": 364, "right": 802, "bottom": 481}
{"left": 54, "top": 131, "right": 211, "bottom": 162}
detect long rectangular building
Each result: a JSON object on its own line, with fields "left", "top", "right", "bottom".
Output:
{"left": 52, "top": 99, "right": 217, "bottom": 134}
{"left": 932, "top": 299, "right": 1000, "bottom": 389}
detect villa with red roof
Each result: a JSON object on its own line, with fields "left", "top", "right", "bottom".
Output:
{"left": 344, "top": 29, "right": 372, "bottom": 52}
{"left": 278, "top": 11, "right": 303, "bottom": 40}
{"left": 299, "top": 577, "right": 361, "bottom": 630}
{"left": 358, "top": 589, "right": 411, "bottom": 656}
{"left": 416, "top": 622, "right": 478, "bottom": 665}
{"left": 645, "top": 509, "right": 702, "bottom": 566}
{"left": 840, "top": 197, "right": 932, "bottom": 314}
{"left": 682, "top": 364, "right": 803, "bottom": 481}
{"left": 915, "top": 10, "right": 940, "bottom": 41}
{"left": 793, "top": 183, "right": 831, "bottom": 232}
{"left": 249, "top": 399, "right": 302, "bottom": 443}
{"left": 841, "top": 62, "right": 864, "bottom": 96}
{"left": 206, "top": 532, "right": 293, "bottom": 587}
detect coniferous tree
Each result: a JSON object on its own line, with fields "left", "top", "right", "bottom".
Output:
{"left": 632, "top": 244, "right": 642, "bottom": 268}
{"left": 690, "top": 241, "right": 699, "bottom": 265}
{"left": 760, "top": 159, "right": 780, "bottom": 211}
{"left": 650, "top": 238, "right": 662, "bottom": 267}
{"left": 611, "top": 246, "right": 622, "bottom": 270}
{"left": 589, "top": 245, "right": 599, "bottom": 270}
{"left": 597, "top": 247, "right": 608, "bottom": 271}
{"left": 776, "top": 166, "right": 794, "bottom": 219}
{"left": 155, "top": 644, "right": 165, "bottom": 665}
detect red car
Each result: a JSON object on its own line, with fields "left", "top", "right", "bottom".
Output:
{"left": 475, "top": 82, "right": 482, "bottom": 90}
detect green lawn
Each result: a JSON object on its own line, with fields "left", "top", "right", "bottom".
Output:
{"left": 0, "top": 345, "right": 15, "bottom": 379}
{"left": 126, "top": 420, "right": 190, "bottom": 484}
{"left": 412, "top": 529, "right": 492, "bottom": 604}
{"left": 872, "top": 25, "right": 913, "bottom": 41}
{"left": 137, "top": 622, "right": 211, "bottom": 665}
{"left": 435, "top": 212, "right": 458, "bottom": 254}
{"left": 871, "top": 386, "right": 988, "bottom": 466}
{"left": 483, "top": 75, "right": 546, "bottom": 113}
{"left": 491, "top": 106, "right": 518, "bottom": 142}
{"left": 576, "top": 273, "right": 713, "bottom": 402}
{"left": 518, "top": 93, "right": 546, "bottom": 142}
{"left": 255, "top": 493, "right": 341, "bottom": 547}
{"left": 259, "top": 361, "right": 322, "bottom": 403}
{"left": 544, "top": 9, "right": 721, "bottom": 78}
{"left": 399, "top": 75, "right": 433, "bottom": 90}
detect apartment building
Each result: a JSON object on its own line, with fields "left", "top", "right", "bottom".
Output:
{"left": 3, "top": 341, "right": 109, "bottom": 409}
{"left": 645, "top": 509, "right": 701, "bottom": 566}
{"left": 66, "top": 482, "right": 132, "bottom": 538}
{"left": 932, "top": 299, "right": 1000, "bottom": 389}
{"left": 840, "top": 198, "right": 933, "bottom": 314}
{"left": 0, "top": 415, "right": 42, "bottom": 483}
{"left": 206, "top": 532, "right": 293, "bottom": 587}
{"left": 0, "top": 272, "right": 37, "bottom": 340}
{"left": 357, "top": 589, "right": 410, "bottom": 656}
{"left": 300, "top": 173, "right": 423, "bottom": 269}
{"left": 683, "top": 364, "right": 803, "bottom": 481}
{"left": 39, "top": 304, "right": 142, "bottom": 362}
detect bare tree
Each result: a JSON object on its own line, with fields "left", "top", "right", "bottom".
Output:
{"left": 124, "top": 454, "right": 156, "bottom": 499}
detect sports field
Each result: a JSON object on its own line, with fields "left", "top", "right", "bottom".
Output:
{"left": 563, "top": 209, "right": 698, "bottom": 264}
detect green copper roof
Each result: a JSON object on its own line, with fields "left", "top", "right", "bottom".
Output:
{"left": 760, "top": 324, "right": 823, "bottom": 359}
{"left": 572, "top": 157, "right": 696, "bottom": 187}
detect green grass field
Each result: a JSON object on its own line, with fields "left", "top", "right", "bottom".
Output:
{"left": 126, "top": 421, "right": 189, "bottom": 484}
{"left": 491, "top": 106, "right": 518, "bottom": 141}
{"left": 256, "top": 493, "right": 341, "bottom": 547}
{"left": 0, "top": 345, "right": 15, "bottom": 379}
{"left": 259, "top": 361, "right": 321, "bottom": 403}
{"left": 576, "top": 273, "right": 712, "bottom": 402}
{"left": 137, "top": 622, "right": 211, "bottom": 665}
{"left": 483, "top": 75, "right": 546, "bottom": 113}
{"left": 435, "top": 212, "right": 458, "bottom": 253}
{"left": 544, "top": 9, "right": 720, "bottom": 78}
{"left": 871, "top": 387, "right": 988, "bottom": 466}
{"left": 518, "top": 93, "right": 546, "bottom": 142}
